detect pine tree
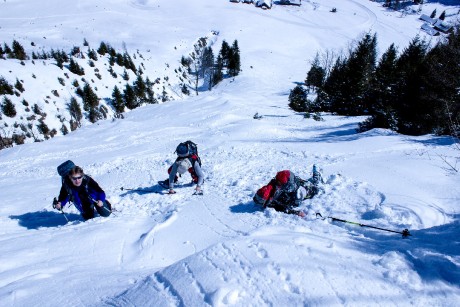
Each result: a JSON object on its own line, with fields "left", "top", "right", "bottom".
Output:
{"left": 71, "top": 46, "right": 81, "bottom": 57}
{"left": 37, "top": 119, "right": 50, "bottom": 137}
{"left": 219, "top": 40, "right": 231, "bottom": 67}
{"left": 344, "top": 33, "right": 377, "bottom": 114}
{"left": 201, "top": 47, "right": 214, "bottom": 78}
{"left": 133, "top": 74, "right": 147, "bottom": 102}
{"left": 305, "top": 53, "right": 326, "bottom": 90}
{"left": 212, "top": 54, "right": 224, "bottom": 86}
{"left": 421, "top": 26, "right": 460, "bottom": 135}
{"left": 322, "top": 34, "right": 378, "bottom": 115}
{"left": 12, "top": 40, "right": 27, "bottom": 60}
{"left": 0, "top": 77, "right": 14, "bottom": 95}
{"left": 3, "top": 43, "right": 12, "bottom": 58}
{"left": 88, "top": 107, "right": 102, "bottom": 123}
{"left": 55, "top": 53, "right": 65, "bottom": 69}
{"left": 181, "top": 84, "right": 190, "bottom": 95}
{"left": 122, "top": 70, "right": 130, "bottom": 81}
{"left": 430, "top": 9, "right": 437, "bottom": 19}
{"left": 69, "top": 58, "right": 85, "bottom": 75}
{"left": 360, "top": 44, "right": 399, "bottom": 131}
{"left": 393, "top": 36, "right": 429, "bottom": 135}
{"left": 116, "top": 53, "right": 124, "bottom": 66}
{"left": 439, "top": 10, "right": 446, "bottom": 20}
{"left": 228, "top": 40, "right": 241, "bottom": 77}
{"left": 82, "top": 83, "right": 99, "bottom": 109}
{"left": 59, "top": 50, "right": 69, "bottom": 62}
{"left": 1, "top": 96, "right": 17, "bottom": 117}
{"left": 144, "top": 77, "right": 158, "bottom": 104}
{"left": 68, "top": 96, "right": 82, "bottom": 126}
{"left": 181, "top": 56, "right": 192, "bottom": 69}
{"left": 288, "top": 85, "right": 307, "bottom": 112}
{"left": 14, "top": 78, "right": 24, "bottom": 93}
{"left": 321, "top": 57, "right": 347, "bottom": 113}
{"left": 123, "top": 52, "right": 136, "bottom": 73}
{"left": 200, "top": 47, "right": 215, "bottom": 90}
{"left": 111, "top": 86, "right": 125, "bottom": 114}
{"left": 123, "top": 84, "right": 137, "bottom": 109}
{"left": 97, "top": 41, "right": 108, "bottom": 55}
{"left": 61, "top": 124, "right": 69, "bottom": 135}
{"left": 88, "top": 49, "right": 98, "bottom": 61}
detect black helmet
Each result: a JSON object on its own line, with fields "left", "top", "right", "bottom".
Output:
{"left": 176, "top": 143, "right": 189, "bottom": 157}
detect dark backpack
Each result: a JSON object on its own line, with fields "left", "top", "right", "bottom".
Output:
{"left": 57, "top": 160, "right": 75, "bottom": 177}
{"left": 175, "top": 140, "right": 202, "bottom": 166}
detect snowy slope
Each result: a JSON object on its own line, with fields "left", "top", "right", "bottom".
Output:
{"left": 1, "top": 0, "right": 459, "bottom": 306}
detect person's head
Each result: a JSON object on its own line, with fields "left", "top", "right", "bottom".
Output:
{"left": 68, "top": 166, "right": 84, "bottom": 187}
{"left": 176, "top": 143, "right": 189, "bottom": 158}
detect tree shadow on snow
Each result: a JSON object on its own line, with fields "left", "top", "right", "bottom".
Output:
{"left": 10, "top": 210, "right": 82, "bottom": 229}
{"left": 229, "top": 200, "right": 263, "bottom": 214}
{"left": 410, "top": 135, "right": 458, "bottom": 147}
{"left": 351, "top": 213, "right": 460, "bottom": 287}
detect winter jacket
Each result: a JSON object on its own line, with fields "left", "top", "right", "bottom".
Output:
{"left": 253, "top": 170, "right": 307, "bottom": 214}
{"left": 58, "top": 175, "right": 106, "bottom": 214}
{"left": 168, "top": 155, "right": 204, "bottom": 189}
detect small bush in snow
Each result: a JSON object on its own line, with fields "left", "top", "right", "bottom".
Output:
{"left": 1, "top": 96, "right": 17, "bottom": 117}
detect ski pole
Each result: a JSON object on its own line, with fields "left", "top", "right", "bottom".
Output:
{"left": 53, "top": 197, "right": 69, "bottom": 222}
{"left": 60, "top": 209, "right": 69, "bottom": 222}
{"left": 120, "top": 187, "right": 135, "bottom": 191}
{"left": 316, "top": 213, "right": 411, "bottom": 238}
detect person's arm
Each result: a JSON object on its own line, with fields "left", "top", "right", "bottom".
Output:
{"left": 168, "top": 162, "right": 179, "bottom": 192}
{"left": 87, "top": 176, "right": 106, "bottom": 205}
{"left": 55, "top": 184, "right": 70, "bottom": 209}
{"left": 193, "top": 162, "right": 205, "bottom": 190}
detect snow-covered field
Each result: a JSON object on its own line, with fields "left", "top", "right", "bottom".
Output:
{"left": 1, "top": 0, "right": 459, "bottom": 306}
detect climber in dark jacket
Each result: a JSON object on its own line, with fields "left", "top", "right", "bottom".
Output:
{"left": 55, "top": 161, "right": 111, "bottom": 220}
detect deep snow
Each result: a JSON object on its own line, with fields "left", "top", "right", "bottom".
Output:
{"left": 1, "top": 0, "right": 459, "bottom": 306}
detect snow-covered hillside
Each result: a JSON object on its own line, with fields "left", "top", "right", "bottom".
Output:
{"left": 1, "top": 0, "right": 459, "bottom": 306}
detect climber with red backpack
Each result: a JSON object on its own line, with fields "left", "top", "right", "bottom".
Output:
{"left": 159, "top": 140, "right": 205, "bottom": 195}
{"left": 253, "top": 165, "right": 323, "bottom": 217}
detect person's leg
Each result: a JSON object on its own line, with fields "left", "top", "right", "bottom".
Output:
{"left": 95, "top": 200, "right": 112, "bottom": 217}
{"left": 82, "top": 210, "right": 95, "bottom": 220}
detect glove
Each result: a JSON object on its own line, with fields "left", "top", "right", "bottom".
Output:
{"left": 53, "top": 198, "right": 62, "bottom": 210}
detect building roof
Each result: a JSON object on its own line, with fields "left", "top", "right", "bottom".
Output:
{"left": 434, "top": 20, "right": 453, "bottom": 33}
{"left": 419, "top": 14, "right": 436, "bottom": 25}
{"left": 421, "top": 23, "right": 440, "bottom": 36}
